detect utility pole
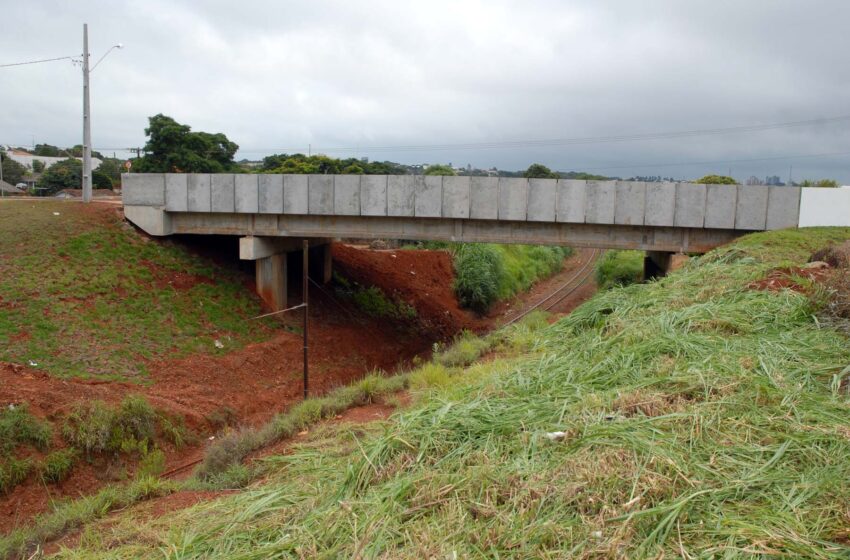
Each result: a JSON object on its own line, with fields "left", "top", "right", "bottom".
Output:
{"left": 82, "top": 23, "right": 93, "bottom": 203}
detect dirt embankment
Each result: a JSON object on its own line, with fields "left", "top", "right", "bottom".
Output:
{"left": 1, "top": 239, "right": 594, "bottom": 534}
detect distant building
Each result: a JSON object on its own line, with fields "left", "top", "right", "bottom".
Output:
{"left": 765, "top": 175, "right": 783, "bottom": 186}
{"left": 746, "top": 176, "right": 763, "bottom": 186}
{"left": 1, "top": 148, "right": 102, "bottom": 171}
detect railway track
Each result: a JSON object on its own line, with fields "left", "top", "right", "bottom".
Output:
{"left": 503, "top": 248, "right": 601, "bottom": 326}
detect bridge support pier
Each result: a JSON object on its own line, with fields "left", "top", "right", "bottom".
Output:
{"left": 240, "top": 236, "right": 332, "bottom": 311}
{"left": 256, "top": 253, "right": 287, "bottom": 311}
{"left": 644, "top": 251, "right": 689, "bottom": 280}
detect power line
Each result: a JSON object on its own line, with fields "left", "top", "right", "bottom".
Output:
{"left": 231, "top": 114, "right": 850, "bottom": 154}
{"left": 0, "top": 55, "right": 80, "bottom": 68}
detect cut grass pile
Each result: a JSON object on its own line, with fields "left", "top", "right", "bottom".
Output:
{"left": 40, "top": 227, "right": 850, "bottom": 559}
{"left": 0, "top": 201, "right": 273, "bottom": 379}
{"left": 595, "top": 249, "right": 645, "bottom": 289}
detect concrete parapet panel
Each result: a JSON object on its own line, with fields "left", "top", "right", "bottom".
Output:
{"left": 211, "top": 174, "right": 235, "bottom": 213}
{"left": 527, "top": 179, "right": 557, "bottom": 222}
{"left": 164, "top": 174, "right": 188, "bottom": 212}
{"left": 735, "top": 184, "right": 768, "bottom": 230}
{"left": 283, "top": 175, "right": 307, "bottom": 214}
{"left": 308, "top": 175, "right": 334, "bottom": 215}
{"left": 644, "top": 182, "right": 675, "bottom": 226}
{"left": 704, "top": 184, "right": 737, "bottom": 229}
{"left": 235, "top": 174, "right": 259, "bottom": 213}
{"left": 614, "top": 181, "right": 646, "bottom": 226}
{"left": 498, "top": 177, "right": 528, "bottom": 221}
{"left": 557, "top": 180, "right": 587, "bottom": 223}
{"left": 258, "top": 175, "right": 284, "bottom": 214}
{"left": 798, "top": 187, "right": 850, "bottom": 227}
{"left": 442, "top": 176, "right": 470, "bottom": 219}
{"left": 585, "top": 181, "right": 616, "bottom": 224}
{"left": 187, "top": 174, "right": 212, "bottom": 212}
{"left": 361, "top": 175, "right": 388, "bottom": 216}
{"left": 387, "top": 175, "right": 414, "bottom": 217}
{"left": 674, "top": 183, "right": 706, "bottom": 228}
{"left": 415, "top": 175, "right": 443, "bottom": 218}
{"left": 470, "top": 176, "right": 499, "bottom": 220}
{"left": 334, "top": 175, "right": 361, "bottom": 216}
{"left": 123, "top": 174, "right": 165, "bottom": 206}
{"left": 766, "top": 186, "right": 801, "bottom": 230}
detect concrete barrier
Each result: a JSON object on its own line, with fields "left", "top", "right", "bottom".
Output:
{"left": 123, "top": 174, "right": 837, "bottom": 251}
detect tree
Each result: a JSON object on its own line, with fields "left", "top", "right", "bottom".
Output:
{"left": 424, "top": 164, "right": 456, "bottom": 176}
{"left": 342, "top": 164, "right": 364, "bottom": 174}
{"left": 694, "top": 174, "right": 736, "bottom": 185}
{"left": 68, "top": 144, "right": 104, "bottom": 160}
{"left": 37, "top": 158, "right": 82, "bottom": 194}
{"left": 33, "top": 144, "right": 61, "bottom": 157}
{"left": 96, "top": 158, "right": 123, "bottom": 186}
{"left": 1, "top": 156, "right": 26, "bottom": 185}
{"left": 31, "top": 160, "right": 45, "bottom": 173}
{"left": 524, "top": 163, "right": 559, "bottom": 179}
{"left": 134, "top": 114, "right": 239, "bottom": 173}
{"left": 813, "top": 179, "right": 839, "bottom": 188}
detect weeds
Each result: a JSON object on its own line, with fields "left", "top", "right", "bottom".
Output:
{"left": 0, "top": 404, "right": 51, "bottom": 456}
{"left": 38, "top": 449, "right": 77, "bottom": 484}
{"left": 0, "top": 457, "right": 32, "bottom": 494}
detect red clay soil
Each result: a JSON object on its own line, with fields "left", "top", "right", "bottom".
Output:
{"left": 0, "top": 239, "right": 590, "bottom": 535}
{"left": 748, "top": 263, "right": 831, "bottom": 293}
{"left": 332, "top": 244, "right": 489, "bottom": 336}
{"left": 0, "top": 299, "right": 431, "bottom": 533}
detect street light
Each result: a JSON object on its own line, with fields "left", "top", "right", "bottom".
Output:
{"left": 82, "top": 24, "right": 123, "bottom": 203}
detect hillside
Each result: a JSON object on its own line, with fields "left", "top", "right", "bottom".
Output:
{"left": 21, "top": 226, "right": 850, "bottom": 558}
{"left": 0, "top": 201, "right": 274, "bottom": 380}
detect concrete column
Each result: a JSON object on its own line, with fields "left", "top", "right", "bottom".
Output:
{"left": 322, "top": 243, "right": 333, "bottom": 284}
{"left": 644, "top": 251, "right": 689, "bottom": 279}
{"left": 256, "top": 253, "right": 287, "bottom": 311}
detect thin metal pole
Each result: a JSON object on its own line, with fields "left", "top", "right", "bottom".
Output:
{"left": 82, "top": 23, "right": 92, "bottom": 203}
{"left": 302, "top": 239, "right": 309, "bottom": 400}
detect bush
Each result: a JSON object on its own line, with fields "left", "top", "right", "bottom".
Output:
{"left": 137, "top": 448, "right": 166, "bottom": 479}
{"left": 453, "top": 244, "right": 502, "bottom": 313}
{"left": 39, "top": 449, "right": 77, "bottom": 483}
{"left": 62, "top": 395, "right": 161, "bottom": 457}
{"left": 595, "top": 250, "right": 644, "bottom": 289}
{"left": 0, "top": 404, "right": 52, "bottom": 456}
{"left": 0, "top": 457, "right": 33, "bottom": 494}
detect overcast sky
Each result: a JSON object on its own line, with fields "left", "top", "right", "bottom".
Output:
{"left": 2, "top": 0, "right": 849, "bottom": 182}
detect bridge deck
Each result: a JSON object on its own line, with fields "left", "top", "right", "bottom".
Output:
{"left": 122, "top": 174, "right": 813, "bottom": 253}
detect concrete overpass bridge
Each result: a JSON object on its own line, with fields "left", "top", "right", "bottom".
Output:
{"left": 122, "top": 173, "right": 847, "bottom": 310}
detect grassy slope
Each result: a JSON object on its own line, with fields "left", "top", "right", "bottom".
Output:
{"left": 46, "top": 227, "right": 850, "bottom": 558}
{"left": 0, "top": 201, "right": 272, "bottom": 379}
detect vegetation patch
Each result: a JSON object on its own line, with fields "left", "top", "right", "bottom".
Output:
{"left": 595, "top": 249, "right": 644, "bottom": 289}
{"left": 0, "top": 404, "right": 51, "bottom": 456}
{"left": 62, "top": 395, "right": 187, "bottom": 459}
{"left": 334, "top": 274, "right": 417, "bottom": 320}
{"left": 39, "top": 449, "right": 77, "bottom": 484}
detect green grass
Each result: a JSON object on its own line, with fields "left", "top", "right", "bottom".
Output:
{"left": 0, "top": 201, "right": 274, "bottom": 380}
{"left": 0, "top": 404, "right": 51, "bottom": 456}
{"left": 39, "top": 449, "right": 77, "bottom": 484}
{"left": 449, "top": 243, "right": 572, "bottom": 312}
{"left": 0, "top": 457, "right": 32, "bottom": 495}
{"left": 40, "top": 227, "right": 850, "bottom": 559}
{"left": 62, "top": 395, "right": 187, "bottom": 458}
{"left": 595, "top": 249, "right": 645, "bottom": 289}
